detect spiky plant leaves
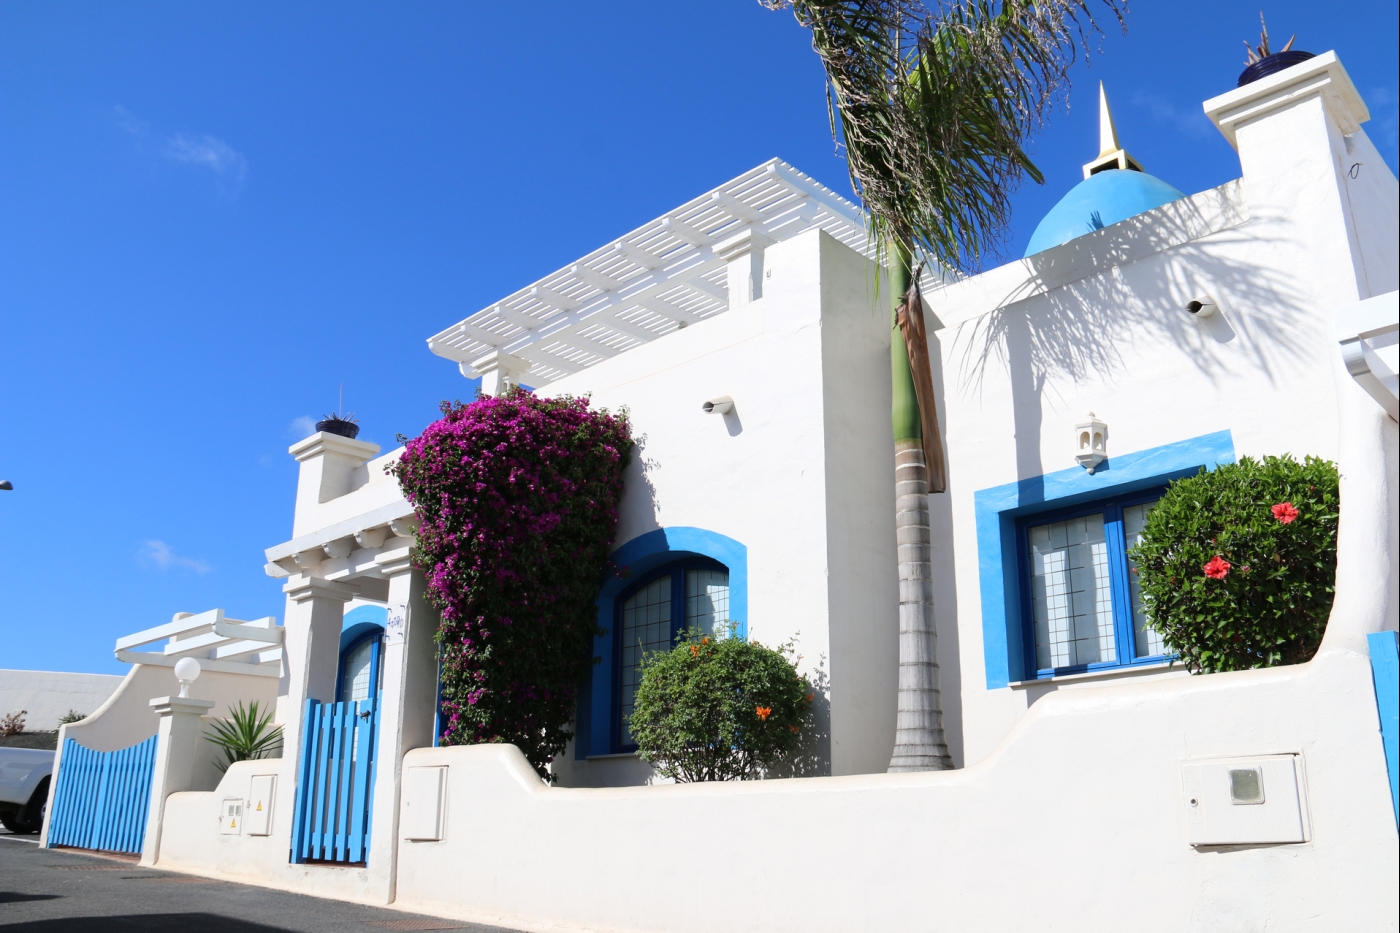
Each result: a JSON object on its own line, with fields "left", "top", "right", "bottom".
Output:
{"left": 762, "top": 0, "right": 1124, "bottom": 274}
{"left": 206, "top": 700, "right": 284, "bottom": 773}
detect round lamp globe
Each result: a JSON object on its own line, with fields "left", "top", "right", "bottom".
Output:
{"left": 174, "top": 657, "right": 202, "bottom": 684}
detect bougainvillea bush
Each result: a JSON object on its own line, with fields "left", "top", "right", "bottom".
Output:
{"left": 629, "top": 628, "right": 813, "bottom": 782}
{"left": 1129, "top": 455, "right": 1339, "bottom": 674}
{"left": 391, "top": 390, "right": 631, "bottom": 776}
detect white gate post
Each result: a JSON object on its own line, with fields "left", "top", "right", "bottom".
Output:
{"left": 364, "top": 539, "right": 440, "bottom": 902}
{"left": 140, "top": 694, "right": 215, "bottom": 866}
{"left": 275, "top": 574, "right": 357, "bottom": 858}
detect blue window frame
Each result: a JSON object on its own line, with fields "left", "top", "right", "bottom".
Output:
{"left": 1016, "top": 487, "right": 1172, "bottom": 679}
{"left": 337, "top": 629, "right": 383, "bottom": 703}
{"left": 612, "top": 558, "right": 729, "bottom": 751}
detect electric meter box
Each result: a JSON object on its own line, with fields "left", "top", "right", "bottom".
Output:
{"left": 402, "top": 766, "right": 446, "bottom": 841}
{"left": 245, "top": 774, "right": 275, "bottom": 836}
{"left": 219, "top": 798, "right": 244, "bottom": 835}
{"left": 1181, "top": 754, "right": 1310, "bottom": 846}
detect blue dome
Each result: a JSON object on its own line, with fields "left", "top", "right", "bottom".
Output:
{"left": 1024, "top": 169, "right": 1187, "bottom": 256}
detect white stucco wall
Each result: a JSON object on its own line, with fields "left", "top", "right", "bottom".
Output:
{"left": 925, "top": 53, "right": 1399, "bottom": 766}
{"left": 0, "top": 669, "right": 122, "bottom": 733}
{"left": 143, "top": 54, "right": 1398, "bottom": 932}
{"left": 544, "top": 226, "right": 899, "bottom": 781}
{"left": 47, "top": 665, "right": 278, "bottom": 791}
{"left": 381, "top": 640, "right": 1395, "bottom": 933}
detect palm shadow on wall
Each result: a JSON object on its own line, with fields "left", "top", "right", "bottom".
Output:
{"left": 945, "top": 188, "right": 1312, "bottom": 497}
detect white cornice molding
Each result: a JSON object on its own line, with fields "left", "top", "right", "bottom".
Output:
{"left": 1203, "top": 51, "right": 1369, "bottom": 150}
{"left": 282, "top": 574, "right": 359, "bottom": 605}
{"left": 289, "top": 431, "right": 382, "bottom": 464}
{"left": 149, "top": 696, "right": 217, "bottom": 715}
{"left": 265, "top": 499, "right": 417, "bottom": 564}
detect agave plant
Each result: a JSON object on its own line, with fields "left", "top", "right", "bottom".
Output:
{"left": 206, "top": 701, "right": 283, "bottom": 773}
{"left": 1244, "top": 12, "right": 1295, "bottom": 65}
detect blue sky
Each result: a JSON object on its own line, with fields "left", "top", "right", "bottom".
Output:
{"left": 2, "top": 1, "right": 1396, "bottom": 676}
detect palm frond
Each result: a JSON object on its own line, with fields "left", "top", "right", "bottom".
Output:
{"left": 763, "top": 0, "right": 1125, "bottom": 274}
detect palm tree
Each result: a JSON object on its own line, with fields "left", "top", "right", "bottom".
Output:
{"left": 763, "top": 0, "right": 1124, "bottom": 771}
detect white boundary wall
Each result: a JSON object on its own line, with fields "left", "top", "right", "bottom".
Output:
{"left": 0, "top": 670, "right": 122, "bottom": 733}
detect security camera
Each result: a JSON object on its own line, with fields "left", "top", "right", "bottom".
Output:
{"left": 1185, "top": 297, "right": 1218, "bottom": 318}
{"left": 702, "top": 396, "right": 734, "bottom": 415}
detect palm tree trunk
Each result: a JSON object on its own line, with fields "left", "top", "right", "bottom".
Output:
{"left": 887, "top": 243, "right": 952, "bottom": 773}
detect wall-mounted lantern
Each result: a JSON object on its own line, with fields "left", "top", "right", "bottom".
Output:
{"left": 1075, "top": 413, "right": 1108, "bottom": 473}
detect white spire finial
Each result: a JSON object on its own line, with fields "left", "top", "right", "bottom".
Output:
{"left": 1082, "top": 82, "right": 1144, "bottom": 179}
{"left": 1097, "top": 82, "right": 1120, "bottom": 157}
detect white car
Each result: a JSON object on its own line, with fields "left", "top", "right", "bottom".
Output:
{"left": 0, "top": 747, "right": 53, "bottom": 834}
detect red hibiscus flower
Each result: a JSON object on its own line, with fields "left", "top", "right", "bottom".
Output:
{"left": 1271, "top": 502, "right": 1299, "bottom": 524}
{"left": 1203, "top": 555, "right": 1231, "bottom": 580}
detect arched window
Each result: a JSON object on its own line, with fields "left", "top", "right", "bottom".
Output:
{"left": 615, "top": 559, "right": 729, "bottom": 747}
{"left": 337, "top": 628, "right": 384, "bottom": 704}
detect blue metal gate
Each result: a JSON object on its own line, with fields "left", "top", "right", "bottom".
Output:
{"left": 290, "top": 697, "right": 378, "bottom": 864}
{"left": 46, "top": 735, "right": 158, "bottom": 854}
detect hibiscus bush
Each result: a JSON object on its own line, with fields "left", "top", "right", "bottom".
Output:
{"left": 391, "top": 391, "right": 631, "bottom": 776}
{"left": 1129, "top": 454, "right": 1339, "bottom": 674}
{"left": 629, "top": 628, "right": 813, "bottom": 782}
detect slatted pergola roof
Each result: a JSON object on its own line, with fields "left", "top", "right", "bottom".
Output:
{"left": 426, "top": 159, "right": 870, "bottom": 386}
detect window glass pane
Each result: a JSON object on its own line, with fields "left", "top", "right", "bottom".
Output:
{"left": 1028, "top": 513, "right": 1115, "bottom": 669}
{"left": 342, "top": 639, "right": 374, "bottom": 703}
{"left": 685, "top": 568, "right": 729, "bottom": 637}
{"left": 619, "top": 574, "right": 672, "bottom": 745}
{"left": 1123, "top": 501, "right": 1166, "bottom": 657}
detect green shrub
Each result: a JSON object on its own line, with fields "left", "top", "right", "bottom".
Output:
{"left": 1130, "top": 455, "right": 1339, "bottom": 673}
{"left": 629, "top": 629, "right": 813, "bottom": 782}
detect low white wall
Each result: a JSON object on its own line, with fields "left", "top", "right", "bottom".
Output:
{"left": 40, "top": 663, "right": 282, "bottom": 848}
{"left": 0, "top": 669, "right": 123, "bottom": 733}
{"left": 158, "top": 756, "right": 392, "bottom": 906}
{"left": 390, "top": 646, "right": 1396, "bottom": 933}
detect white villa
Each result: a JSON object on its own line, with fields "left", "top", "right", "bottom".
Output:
{"left": 37, "top": 51, "right": 1398, "bottom": 932}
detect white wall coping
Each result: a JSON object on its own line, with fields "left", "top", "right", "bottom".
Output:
{"left": 1203, "top": 50, "right": 1370, "bottom": 150}
{"left": 922, "top": 179, "right": 1248, "bottom": 330}
{"left": 1007, "top": 661, "right": 1187, "bottom": 689}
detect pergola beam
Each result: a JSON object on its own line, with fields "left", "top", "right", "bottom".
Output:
{"left": 426, "top": 159, "right": 869, "bottom": 386}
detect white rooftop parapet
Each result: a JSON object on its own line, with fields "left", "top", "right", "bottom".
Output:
{"left": 1336, "top": 290, "right": 1399, "bottom": 420}
{"left": 426, "top": 158, "right": 870, "bottom": 388}
{"left": 114, "top": 609, "right": 283, "bottom": 678}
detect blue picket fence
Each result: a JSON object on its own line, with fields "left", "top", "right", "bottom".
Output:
{"left": 46, "top": 735, "right": 158, "bottom": 854}
{"left": 291, "top": 697, "right": 378, "bottom": 864}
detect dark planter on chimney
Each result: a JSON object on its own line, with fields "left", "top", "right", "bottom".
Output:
{"left": 316, "top": 418, "right": 361, "bottom": 440}
{"left": 1238, "top": 50, "right": 1315, "bottom": 87}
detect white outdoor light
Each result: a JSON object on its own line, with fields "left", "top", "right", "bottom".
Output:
{"left": 174, "top": 657, "right": 202, "bottom": 698}
{"left": 1185, "top": 296, "right": 1219, "bottom": 319}
{"left": 1075, "top": 413, "right": 1108, "bottom": 473}
{"left": 703, "top": 396, "right": 734, "bottom": 415}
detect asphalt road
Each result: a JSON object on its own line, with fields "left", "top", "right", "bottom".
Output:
{"left": 0, "top": 833, "right": 523, "bottom": 932}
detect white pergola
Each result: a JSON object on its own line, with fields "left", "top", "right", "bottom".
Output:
{"left": 115, "top": 609, "right": 283, "bottom": 678}
{"left": 426, "top": 158, "right": 871, "bottom": 388}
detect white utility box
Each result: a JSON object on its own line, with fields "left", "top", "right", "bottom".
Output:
{"left": 1181, "top": 754, "right": 1310, "bottom": 846}
{"left": 402, "top": 765, "right": 446, "bottom": 841}
{"left": 245, "top": 774, "right": 275, "bottom": 836}
{"left": 219, "top": 798, "right": 244, "bottom": 835}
